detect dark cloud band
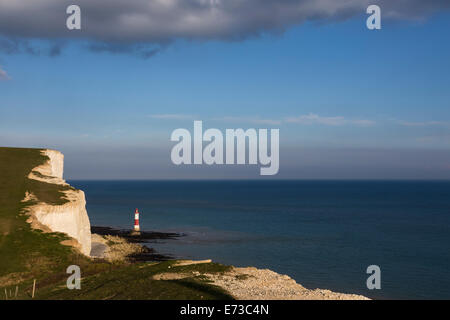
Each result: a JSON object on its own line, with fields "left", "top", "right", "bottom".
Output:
{"left": 0, "top": 0, "right": 448, "bottom": 54}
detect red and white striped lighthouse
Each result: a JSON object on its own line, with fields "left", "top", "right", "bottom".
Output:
{"left": 134, "top": 208, "right": 140, "bottom": 232}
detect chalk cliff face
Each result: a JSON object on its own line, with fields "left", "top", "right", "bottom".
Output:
{"left": 25, "top": 149, "right": 92, "bottom": 256}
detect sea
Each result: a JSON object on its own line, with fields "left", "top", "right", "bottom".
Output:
{"left": 68, "top": 180, "right": 450, "bottom": 300}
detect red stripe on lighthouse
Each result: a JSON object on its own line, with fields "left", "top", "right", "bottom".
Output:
{"left": 134, "top": 208, "right": 140, "bottom": 231}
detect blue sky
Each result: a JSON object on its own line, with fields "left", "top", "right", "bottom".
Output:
{"left": 1, "top": 8, "right": 450, "bottom": 179}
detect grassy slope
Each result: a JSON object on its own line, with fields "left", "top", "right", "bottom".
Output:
{"left": 0, "top": 147, "right": 78, "bottom": 277}
{"left": 35, "top": 261, "right": 232, "bottom": 300}
{"left": 0, "top": 147, "right": 233, "bottom": 300}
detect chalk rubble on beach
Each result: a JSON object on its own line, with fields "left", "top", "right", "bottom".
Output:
{"left": 153, "top": 262, "right": 370, "bottom": 300}
{"left": 205, "top": 266, "right": 370, "bottom": 300}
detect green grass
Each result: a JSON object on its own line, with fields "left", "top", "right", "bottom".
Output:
{"left": 33, "top": 261, "right": 233, "bottom": 300}
{"left": 0, "top": 147, "right": 234, "bottom": 300}
{"left": 0, "top": 147, "right": 78, "bottom": 277}
{"left": 3, "top": 259, "right": 234, "bottom": 300}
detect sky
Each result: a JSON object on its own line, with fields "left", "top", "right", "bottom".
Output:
{"left": 1, "top": 1, "right": 450, "bottom": 179}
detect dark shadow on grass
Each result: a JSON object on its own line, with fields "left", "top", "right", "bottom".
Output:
{"left": 171, "top": 278, "right": 234, "bottom": 300}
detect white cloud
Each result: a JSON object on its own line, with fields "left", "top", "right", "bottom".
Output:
{"left": 148, "top": 114, "right": 195, "bottom": 120}
{"left": 284, "top": 113, "right": 375, "bottom": 126}
{"left": 0, "top": 66, "right": 10, "bottom": 80}
{"left": 399, "top": 120, "right": 450, "bottom": 127}
{"left": 212, "top": 116, "right": 281, "bottom": 125}
{"left": 148, "top": 113, "right": 377, "bottom": 127}
{"left": 148, "top": 114, "right": 280, "bottom": 125}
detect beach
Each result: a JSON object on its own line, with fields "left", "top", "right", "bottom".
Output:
{"left": 89, "top": 227, "right": 368, "bottom": 300}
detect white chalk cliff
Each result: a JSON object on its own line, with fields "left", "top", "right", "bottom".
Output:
{"left": 24, "top": 149, "right": 92, "bottom": 256}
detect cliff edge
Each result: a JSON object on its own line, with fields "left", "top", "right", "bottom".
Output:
{"left": 24, "top": 149, "right": 92, "bottom": 256}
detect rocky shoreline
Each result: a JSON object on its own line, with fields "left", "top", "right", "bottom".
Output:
{"left": 90, "top": 226, "right": 183, "bottom": 261}
{"left": 90, "top": 226, "right": 369, "bottom": 300}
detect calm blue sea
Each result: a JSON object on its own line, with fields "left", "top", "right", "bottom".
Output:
{"left": 69, "top": 180, "right": 450, "bottom": 299}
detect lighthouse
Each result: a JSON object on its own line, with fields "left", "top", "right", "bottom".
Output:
{"left": 134, "top": 208, "right": 140, "bottom": 232}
